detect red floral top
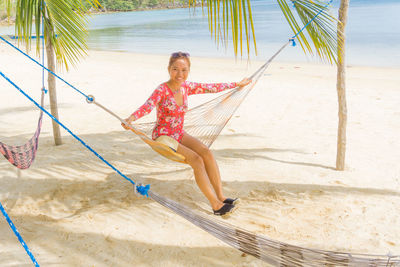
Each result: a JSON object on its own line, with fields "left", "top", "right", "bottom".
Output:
{"left": 131, "top": 81, "right": 237, "bottom": 142}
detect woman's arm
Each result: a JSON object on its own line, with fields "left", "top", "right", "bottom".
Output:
{"left": 186, "top": 78, "right": 251, "bottom": 95}
{"left": 122, "top": 86, "right": 164, "bottom": 128}
{"left": 186, "top": 81, "right": 237, "bottom": 95}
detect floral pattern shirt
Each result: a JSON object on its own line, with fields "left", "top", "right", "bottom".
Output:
{"left": 131, "top": 81, "right": 237, "bottom": 142}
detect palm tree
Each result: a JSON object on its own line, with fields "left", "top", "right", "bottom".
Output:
{"left": 3, "top": 0, "right": 99, "bottom": 145}
{"left": 336, "top": 0, "right": 349, "bottom": 170}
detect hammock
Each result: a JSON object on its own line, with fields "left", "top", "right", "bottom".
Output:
{"left": 0, "top": 90, "right": 45, "bottom": 169}
{"left": 90, "top": 41, "right": 287, "bottom": 163}
{"left": 151, "top": 190, "right": 400, "bottom": 266}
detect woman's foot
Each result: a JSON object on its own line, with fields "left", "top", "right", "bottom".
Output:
{"left": 213, "top": 203, "right": 236, "bottom": 218}
{"left": 223, "top": 198, "right": 240, "bottom": 206}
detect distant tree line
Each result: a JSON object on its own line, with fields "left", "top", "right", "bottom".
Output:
{"left": 90, "top": 0, "right": 191, "bottom": 12}
{"left": 0, "top": 1, "right": 197, "bottom": 24}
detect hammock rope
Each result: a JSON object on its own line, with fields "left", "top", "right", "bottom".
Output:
{"left": 0, "top": 202, "right": 40, "bottom": 267}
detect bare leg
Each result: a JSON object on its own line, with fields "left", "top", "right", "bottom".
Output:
{"left": 177, "top": 141, "right": 224, "bottom": 211}
{"left": 180, "top": 133, "right": 226, "bottom": 202}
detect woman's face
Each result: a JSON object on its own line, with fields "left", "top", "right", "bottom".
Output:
{"left": 168, "top": 58, "right": 190, "bottom": 85}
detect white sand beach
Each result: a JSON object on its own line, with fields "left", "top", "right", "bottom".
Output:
{"left": 1, "top": 42, "right": 400, "bottom": 266}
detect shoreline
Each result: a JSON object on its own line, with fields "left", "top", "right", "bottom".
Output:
{"left": 86, "top": 47, "right": 400, "bottom": 70}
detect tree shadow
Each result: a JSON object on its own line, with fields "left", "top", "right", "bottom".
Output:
{"left": 215, "top": 148, "right": 335, "bottom": 170}
{"left": 0, "top": 214, "right": 253, "bottom": 267}
{"left": 1, "top": 129, "right": 400, "bottom": 265}
{"left": 0, "top": 103, "right": 71, "bottom": 117}
{"left": 1, "top": 130, "right": 399, "bottom": 210}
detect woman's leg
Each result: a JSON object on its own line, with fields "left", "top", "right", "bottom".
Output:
{"left": 177, "top": 141, "right": 224, "bottom": 211}
{"left": 180, "top": 133, "right": 226, "bottom": 202}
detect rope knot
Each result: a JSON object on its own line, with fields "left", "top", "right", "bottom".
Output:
{"left": 86, "top": 95, "right": 95, "bottom": 104}
{"left": 42, "top": 87, "right": 48, "bottom": 94}
{"left": 136, "top": 184, "right": 150, "bottom": 197}
{"left": 289, "top": 38, "right": 296, "bottom": 47}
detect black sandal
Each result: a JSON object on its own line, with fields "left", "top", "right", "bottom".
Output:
{"left": 213, "top": 203, "right": 236, "bottom": 217}
{"left": 223, "top": 198, "right": 240, "bottom": 206}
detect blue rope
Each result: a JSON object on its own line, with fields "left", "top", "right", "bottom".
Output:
{"left": 136, "top": 184, "right": 150, "bottom": 197}
{"left": 291, "top": 0, "right": 333, "bottom": 39}
{"left": 0, "top": 70, "right": 150, "bottom": 197}
{"left": 0, "top": 35, "right": 89, "bottom": 100}
{"left": 0, "top": 202, "right": 40, "bottom": 267}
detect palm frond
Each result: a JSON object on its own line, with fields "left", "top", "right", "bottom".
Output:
{"left": 277, "top": 0, "right": 340, "bottom": 63}
{"left": 14, "top": 0, "right": 100, "bottom": 70}
{"left": 3, "top": 0, "right": 13, "bottom": 23}
{"left": 189, "top": 0, "right": 338, "bottom": 63}
{"left": 189, "top": 0, "right": 257, "bottom": 58}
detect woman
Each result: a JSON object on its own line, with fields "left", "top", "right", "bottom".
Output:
{"left": 122, "top": 52, "right": 251, "bottom": 216}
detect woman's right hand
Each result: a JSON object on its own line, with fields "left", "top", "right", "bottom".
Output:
{"left": 237, "top": 77, "right": 252, "bottom": 88}
{"left": 121, "top": 116, "right": 133, "bottom": 130}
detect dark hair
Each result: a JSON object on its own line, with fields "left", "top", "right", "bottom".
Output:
{"left": 168, "top": 51, "right": 191, "bottom": 68}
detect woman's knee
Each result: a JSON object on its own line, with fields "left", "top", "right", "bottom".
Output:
{"left": 187, "top": 152, "right": 204, "bottom": 168}
{"left": 197, "top": 145, "right": 213, "bottom": 159}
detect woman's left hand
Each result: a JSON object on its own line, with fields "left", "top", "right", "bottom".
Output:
{"left": 237, "top": 78, "right": 252, "bottom": 88}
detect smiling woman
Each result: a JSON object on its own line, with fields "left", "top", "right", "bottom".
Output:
{"left": 122, "top": 51, "right": 250, "bottom": 216}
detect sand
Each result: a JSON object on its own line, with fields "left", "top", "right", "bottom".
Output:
{"left": 1, "top": 41, "right": 399, "bottom": 266}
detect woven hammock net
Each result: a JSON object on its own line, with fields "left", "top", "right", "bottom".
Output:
{"left": 0, "top": 91, "right": 44, "bottom": 169}
{"left": 133, "top": 76, "right": 254, "bottom": 149}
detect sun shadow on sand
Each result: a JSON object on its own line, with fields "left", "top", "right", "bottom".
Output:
{"left": 215, "top": 148, "right": 335, "bottom": 170}
{"left": 1, "top": 130, "right": 399, "bottom": 206}
{"left": 0, "top": 103, "right": 71, "bottom": 117}
{"left": 2, "top": 172, "right": 400, "bottom": 225}
{"left": 1, "top": 130, "right": 400, "bottom": 265}
{"left": 0, "top": 214, "right": 248, "bottom": 267}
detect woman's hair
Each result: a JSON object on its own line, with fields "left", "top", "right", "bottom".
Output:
{"left": 168, "top": 51, "right": 191, "bottom": 68}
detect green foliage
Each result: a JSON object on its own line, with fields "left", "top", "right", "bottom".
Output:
{"left": 189, "top": 0, "right": 339, "bottom": 63}
{"left": 276, "top": 0, "right": 340, "bottom": 64}
{"left": 0, "top": 0, "right": 13, "bottom": 22}
{"left": 12, "top": 0, "right": 101, "bottom": 70}
{"left": 96, "top": 0, "right": 188, "bottom": 11}
{"left": 147, "top": 0, "right": 159, "bottom": 8}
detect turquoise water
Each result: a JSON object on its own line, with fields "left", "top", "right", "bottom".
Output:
{"left": 1, "top": 0, "right": 399, "bottom": 67}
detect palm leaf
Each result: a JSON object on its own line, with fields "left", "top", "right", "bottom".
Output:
{"left": 1, "top": 0, "right": 13, "bottom": 23}
{"left": 278, "top": 0, "right": 340, "bottom": 63}
{"left": 190, "top": 0, "right": 257, "bottom": 58}
{"left": 189, "top": 0, "right": 338, "bottom": 62}
{"left": 13, "top": 0, "right": 100, "bottom": 70}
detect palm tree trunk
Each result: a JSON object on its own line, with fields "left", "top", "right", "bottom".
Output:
{"left": 46, "top": 33, "right": 62, "bottom": 146}
{"left": 336, "top": 0, "right": 350, "bottom": 170}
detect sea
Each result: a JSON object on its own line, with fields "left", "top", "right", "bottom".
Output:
{"left": 1, "top": 0, "right": 399, "bottom": 67}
